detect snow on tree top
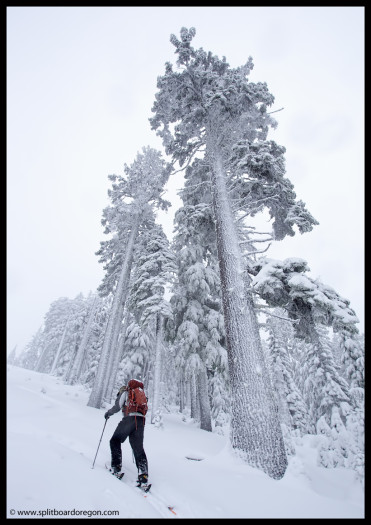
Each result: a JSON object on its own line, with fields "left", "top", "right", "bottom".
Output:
{"left": 251, "top": 257, "right": 359, "bottom": 337}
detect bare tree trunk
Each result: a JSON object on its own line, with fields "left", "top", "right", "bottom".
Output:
{"left": 185, "top": 380, "right": 191, "bottom": 412}
{"left": 66, "top": 297, "right": 97, "bottom": 384}
{"left": 207, "top": 138, "right": 288, "bottom": 479}
{"left": 35, "top": 342, "right": 52, "bottom": 373}
{"left": 104, "top": 310, "right": 130, "bottom": 403}
{"left": 179, "top": 376, "right": 185, "bottom": 413}
{"left": 198, "top": 365, "right": 212, "bottom": 432}
{"left": 88, "top": 217, "right": 140, "bottom": 408}
{"left": 142, "top": 352, "right": 151, "bottom": 392}
{"left": 50, "top": 315, "right": 70, "bottom": 375}
{"left": 151, "top": 314, "right": 164, "bottom": 423}
{"left": 190, "top": 371, "right": 200, "bottom": 421}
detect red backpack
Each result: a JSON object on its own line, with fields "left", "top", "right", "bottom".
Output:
{"left": 123, "top": 379, "right": 148, "bottom": 416}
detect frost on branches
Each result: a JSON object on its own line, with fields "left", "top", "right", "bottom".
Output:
{"left": 252, "top": 259, "right": 364, "bottom": 483}
{"left": 88, "top": 147, "right": 171, "bottom": 409}
{"left": 15, "top": 26, "right": 363, "bottom": 485}
{"left": 151, "top": 27, "right": 317, "bottom": 479}
{"left": 167, "top": 158, "right": 228, "bottom": 432}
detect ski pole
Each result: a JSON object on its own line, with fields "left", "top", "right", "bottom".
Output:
{"left": 91, "top": 419, "right": 107, "bottom": 469}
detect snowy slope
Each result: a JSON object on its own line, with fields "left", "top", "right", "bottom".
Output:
{"left": 7, "top": 365, "right": 364, "bottom": 519}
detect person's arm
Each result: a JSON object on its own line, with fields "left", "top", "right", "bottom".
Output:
{"left": 104, "top": 394, "right": 121, "bottom": 419}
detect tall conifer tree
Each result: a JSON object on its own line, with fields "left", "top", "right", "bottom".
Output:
{"left": 150, "top": 27, "right": 317, "bottom": 478}
{"left": 88, "top": 147, "right": 171, "bottom": 408}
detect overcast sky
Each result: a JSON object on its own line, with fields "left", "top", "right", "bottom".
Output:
{"left": 7, "top": 6, "right": 364, "bottom": 356}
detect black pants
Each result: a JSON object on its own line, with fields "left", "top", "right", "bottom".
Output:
{"left": 110, "top": 415, "right": 148, "bottom": 476}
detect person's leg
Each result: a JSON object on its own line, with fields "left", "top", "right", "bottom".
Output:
{"left": 110, "top": 417, "right": 132, "bottom": 472}
{"left": 128, "top": 417, "right": 148, "bottom": 480}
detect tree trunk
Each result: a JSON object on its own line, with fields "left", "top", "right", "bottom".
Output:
{"left": 185, "top": 380, "right": 191, "bottom": 411}
{"left": 207, "top": 141, "right": 288, "bottom": 479}
{"left": 50, "top": 316, "right": 70, "bottom": 375}
{"left": 179, "top": 376, "right": 185, "bottom": 413}
{"left": 104, "top": 310, "right": 130, "bottom": 403}
{"left": 87, "top": 217, "right": 140, "bottom": 408}
{"left": 190, "top": 371, "right": 200, "bottom": 421}
{"left": 35, "top": 342, "right": 52, "bottom": 373}
{"left": 151, "top": 314, "right": 164, "bottom": 423}
{"left": 66, "top": 298, "right": 97, "bottom": 385}
{"left": 198, "top": 365, "right": 212, "bottom": 432}
{"left": 142, "top": 352, "right": 151, "bottom": 392}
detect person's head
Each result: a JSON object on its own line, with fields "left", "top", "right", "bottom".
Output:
{"left": 116, "top": 385, "right": 128, "bottom": 396}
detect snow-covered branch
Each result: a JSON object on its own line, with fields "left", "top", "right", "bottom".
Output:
{"left": 242, "top": 242, "right": 272, "bottom": 256}
{"left": 239, "top": 237, "right": 273, "bottom": 245}
{"left": 257, "top": 307, "right": 299, "bottom": 324}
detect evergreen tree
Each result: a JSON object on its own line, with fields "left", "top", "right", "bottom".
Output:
{"left": 150, "top": 27, "right": 317, "bottom": 478}
{"left": 65, "top": 294, "right": 99, "bottom": 385}
{"left": 344, "top": 401, "right": 364, "bottom": 484}
{"left": 266, "top": 310, "right": 310, "bottom": 436}
{"left": 301, "top": 326, "right": 351, "bottom": 431}
{"left": 7, "top": 346, "right": 18, "bottom": 366}
{"left": 17, "top": 328, "right": 45, "bottom": 370}
{"left": 338, "top": 331, "right": 364, "bottom": 392}
{"left": 80, "top": 296, "right": 112, "bottom": 388}
{"left": 252, "top": 258, "right": 363, "bottom": 478}
{"left": 115, "top": 316, "right": 151, "bottom": 387}
{"left": 126, "top": 222, "right": 176, "bottom": 423}
{"left": 52, "top": 293, "right": 87, "bottom": 377}
{"left": 250, "top": 257, "right": 359, "bottom": 342}
{"left": 88, "top": 147, "right": 171, "bottom": 408}
{"left": 168, "top": 159, "right": 227, "bottom": 432}
{"left": 35, "top": 297, "right": 73, "bottom": 373}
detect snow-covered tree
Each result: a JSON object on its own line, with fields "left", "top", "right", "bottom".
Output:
{"left": 251, "top": 256, "right": 362, "bottom": 427}
{"left": 21, "top": 294, "right": 97, "bottom": 379}
{"left": 150, "top": 27, "right": 317, "bottom": 478}
{"left": 338, "top": 331, "right": 364, "bottom": 392}
{"left": 265, "top": 310, "right": 310, "bottom": 436}
{"left": 301, "top": 326, "right": 351, "bottom": 427}
{"left": 80, "top": 296, "right": 112, "bottom": 389}
{"left": 168, "top": 159, "right": 227, "bottom": 432}
{"left": 17, "top": 328, "right": 45, "bottom": 370}
{"left": 331, "top": 331, "right": 364, "bottom": 483}
{"left": 7, "top": 346, "right": 18, "bottom": 366}
{"left": 125, "top": 222, "right": 176, "bottom": 423}
{"left": 51, "top": 293, "right": 88, "bottom": 377}
{"left": 64, "top": 294, "right": 99, "bottom": 385}
{"left": 88, "top": 148, "right": 171, "bottom": 409}
{"left": 344, "top": 401, "right": 364, "bottom": 484}
{"left": 35, "top": 297, "right": 74, "bottom": 373}
{"left": 250, "top": 257, "right": 359, "bottom": 342}
{"left": 115, "top": 317, "right": 151, "bottom": 387}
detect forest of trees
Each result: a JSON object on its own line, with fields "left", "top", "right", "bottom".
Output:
{"left": 12, "top": 27, "right": 364, "bottom": 483}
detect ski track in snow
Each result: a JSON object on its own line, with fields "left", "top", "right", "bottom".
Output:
{"left": 7, "top": 365, "right": 364, "bottom": 519}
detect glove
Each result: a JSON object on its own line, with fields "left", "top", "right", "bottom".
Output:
{"left": 104, "top": 412, "right": 110, "bottom": 420}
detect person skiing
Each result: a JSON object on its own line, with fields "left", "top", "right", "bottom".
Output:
{"left": 104, "top": 379, "right": 149, "bottom": 487}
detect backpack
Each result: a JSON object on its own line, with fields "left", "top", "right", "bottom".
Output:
{"left": 123, "top": 379, "right": 148, "bottom": 416}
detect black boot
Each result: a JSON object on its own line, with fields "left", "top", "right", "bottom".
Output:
{"left": 111, "top": 464, "right": 123, "bottom": 478}
{"left": 137, "top": 473, "right": 149, "bottom": 487}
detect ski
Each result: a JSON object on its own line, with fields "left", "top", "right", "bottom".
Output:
{"left": 105, "top": 463, "right": 151, "bottom": 492}
{"left": 104, "top": 463, "right": 175, "bottom": 516}
{"left": 137, "top": 482, "right": 152, "bottom": 493}
{"left": 105, "top": 463, "right": 124, "bottom": 480}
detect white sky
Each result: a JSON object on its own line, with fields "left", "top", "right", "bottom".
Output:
{"left": 7, "top": 6, "right": 364, "bottom": 356}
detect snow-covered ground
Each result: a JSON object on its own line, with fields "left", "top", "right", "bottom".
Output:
{"left": 7, "top": 365, "right": 364, "bottom": 519}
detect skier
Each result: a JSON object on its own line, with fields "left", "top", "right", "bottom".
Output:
{"left": 104, "top": 379, "right": 149, "bottom": 487}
